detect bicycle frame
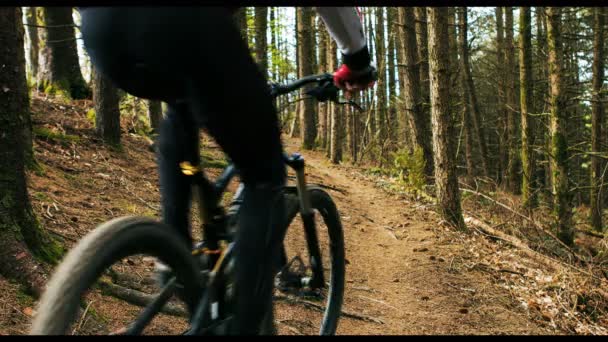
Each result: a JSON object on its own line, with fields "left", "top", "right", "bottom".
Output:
{"left": 123, "top": 74, "right": 351, "bottom": 335}
{"left": 177, "top": 75, "right": 341, "bottom": 334}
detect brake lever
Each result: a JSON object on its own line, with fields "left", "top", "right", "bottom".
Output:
{"left": 336, "top": 99, "right": 365, "bottom": 112}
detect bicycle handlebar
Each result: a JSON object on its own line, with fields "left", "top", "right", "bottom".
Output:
{"left": 270, "top": 73, "right": 334, "bottom": 97}
{"left": 269, "top": 72, "right": 368, "bottom": 112}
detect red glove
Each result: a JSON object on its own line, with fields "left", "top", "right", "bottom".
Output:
{"left": 333, "top": 64, "right": 377, "bottom": 93}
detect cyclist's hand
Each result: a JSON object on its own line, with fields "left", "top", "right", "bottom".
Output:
{"left": 333, "top": 64, "right": 377, "bottom": 98}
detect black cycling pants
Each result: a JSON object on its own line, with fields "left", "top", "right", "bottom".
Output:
{"left": 80, "top": 7, "right": 286, "bottom": 334}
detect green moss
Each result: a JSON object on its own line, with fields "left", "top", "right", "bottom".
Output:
{"left": 16, "top": 285, "right": 36, "bottom": 306}
{"left": 117, "top": 199, "right": 156, "bottom": 217}
{"left": 25, "top": 219, "right": 65, "bottom": 265}
{"left": 62, "top": 172, "right": 77, "bottom": 182}
{"left": 33, "top": 127, "right": 80, "bottom": 143}
{"left": 32, "top": 192, "right": 51, "bottom": 202}
{"left": 201, "top": 150, "right": 228, "bottom": 169}
{"left": 107, "top": 142, "right": 124, "bottom": 153}
{"left": 86, "top": 109, "right": 96, "bottom": 125}
{"left": 391, "top": 147, "right": 426, "bottom": 195}
{"left": 25, "top": 156, "right": 44, "bottom": 175}
{"left": 1, "top": 194, "right": 14, "bottom": 209}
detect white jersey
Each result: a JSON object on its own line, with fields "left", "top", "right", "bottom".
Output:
{"left": 315, "top": 7, "right": 366, "bottom": 55}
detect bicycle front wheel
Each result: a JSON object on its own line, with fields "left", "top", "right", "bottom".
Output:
{"left": 275, "top": 186, "right": 345, "bottom": 335}
{"left": 30, "top": 216, "right": 204, "bottom": 335}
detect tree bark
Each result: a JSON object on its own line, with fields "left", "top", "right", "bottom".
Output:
{"left": 0, "top": 7, "right": 63, "bottom": 297}
{"left": 546, "top": 7, "right": 573, "bottom": 245}
{"left": 504, "top": 7, "right": 521, "bottom": 194}
{"left": 398, "top": 7, "right": 434, "bottom": 179}
{"left": 458, "top": 7, "right": 489, "bottom": 179}
{"left": 329, "top": 37, "right": 342, "bottom": 163}
{"left": 535, "top": 7, "right": 551, "bottom": 202}
{"left": 374, "top": 7, "right": 387, "bottom": 146}
{"left": 395, "top": 8, "right": 413, "bottom": 150}
{"left": 427, "top": 7, "right": 466, "bottom": 230}
{"left": 590, "top": 7, "right": 605, "bottom": 232}
{"left": 495, "top": 7, "right": 508, "bottom": 183}
{"left": 387, "top": 7, "right": 397, "bottom": 144}
{"left": 147, "top": 100, "right": 162, "bottom": 134}
{"left": 93, "top": 68, "right": 121, "bottom": 146}
{"left": 519, "top": 7, "right": 536, "bottom": 209}
{"left": 39, "top": 7, "right": 89, "bottom": 99}
{"left": 297, "top": 7, "right": 316, "bottom": 149}
{"left": 254, "top": 7, "right": 268, "bottom": 75}
{"left": 317, "top": 26, "right": 328, "bottom": 149}
{"left": 415, "top": 7, "right": 430, "bottom": 107}
{"left": 25, "top": 7, "right": 39, "bottom": 82}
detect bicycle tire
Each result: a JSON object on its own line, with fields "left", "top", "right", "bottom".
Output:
{"left": 30, "top": 216, "right": 204, "bottom": 335}
{"left": 280, "top": 185, "right": 345, "bottom": 335}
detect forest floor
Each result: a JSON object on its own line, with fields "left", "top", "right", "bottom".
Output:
{"left": 1, "top": 93, "right": 607, "bottom": 335}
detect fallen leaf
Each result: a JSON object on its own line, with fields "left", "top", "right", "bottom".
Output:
{"left": 23, "top": 307, "right": 35, "bottom": 317}
{"left": 15, "top": 252, "right": 27, "bottom": 260}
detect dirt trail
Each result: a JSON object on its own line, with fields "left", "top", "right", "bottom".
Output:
{"left": 0, "top": 96, "right": 556, "bottom": 335}
{"left": 282, "top": 138, "right": 550, "bottom": 335}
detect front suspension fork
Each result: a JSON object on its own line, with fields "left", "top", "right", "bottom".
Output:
{"left": 289, "top": 154, "right": 325, "bottom": 289}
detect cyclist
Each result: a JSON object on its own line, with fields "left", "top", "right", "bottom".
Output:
{"left": 79, "top": 6, "right": 375, "bottom": 335}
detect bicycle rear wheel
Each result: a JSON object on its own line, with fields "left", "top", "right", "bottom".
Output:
{"left": 275, "top": 186, "right": 345, "bottom": 335}
{"left": 30, "top": 216, "right": 204, "bottom": 335}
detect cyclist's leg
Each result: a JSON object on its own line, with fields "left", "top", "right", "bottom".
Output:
{"left": 82, "top": 7, "right": 286, "bottom": 334}
{"left": 81, "top": 8, "right": 198, "bottom": 246}
{"left": 175, "top": 10, "right": 287, "bottom": 335}
{"left": 157, "top": 102, "right": 200, "bottom": 246}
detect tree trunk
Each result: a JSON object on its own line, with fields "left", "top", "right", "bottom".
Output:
{"left": 387, "top": 7, "right": 397, "bottom": 144}
{"left": 427, "top": 7, "right": 466, "bottom": 230}
{"left": 398, "top": 7, "right": 434, "bottom": 179}
{"left": 93, "top": 68, "right": 121, "bottom": 146}
{"left": 546, "top": 7, "right": 573, "bottom": 245}
{"left": 415, "top": 7, "right": 430, "bottom": 107}
{"left": 395, "top": 8, "right": 412, "bottom": 150}
{"left": 297, "top": 7, "right": 316, "bottom": 149}
{"left": 269, "top": 7, "right": 276, "bottom": 80}
{"left": 317, "top": 26, "right": 328, "bottom": 149}
{"left": 329, "top": 37, "right": 342, "bottom": 163}
{"left": 505, "top": 7, "right": 521, "bottom": 194}
{"left": 447, "top": 7, "right": 462, "bottom": 173}
{"left": 374, "top": 7, "right": 387, "bottom": 147}
{"left": 495, "top": 7, "right": 508, "bottom": 183}
{"left": 590, "top": 7, "right": 605, "bottom": 232}
{"left": 519, "top": 7, "right": 535, "bottom": 209}
{"left": 148, "top": 100, "right": 162, "bottom": 134}
{"left": 535, "top": 7, "right": 550, "bottom": 202}
{"left": 25, "top": 7, "right": 39, "bottom": 82}
{"left": 458, "top": 7, "right": 489, "bottom": 178}
{"left": 254, "top": 7, "right": 268, "bottom": 75}
{"left": 0, "top": 7, "right": 63, "bottom": 297}
{"left": 39, "top": 7, "right": 89, "bottom": 99}
{"left": 366, "top": 9, "right": 376, "bottom": 138}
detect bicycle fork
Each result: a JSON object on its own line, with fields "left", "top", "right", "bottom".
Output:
{"left": 290, "top": 154, "right": 325, "bottom": 290}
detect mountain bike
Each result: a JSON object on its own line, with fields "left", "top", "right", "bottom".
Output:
{"left": 30, "top": 72, "right": 366, "bottom": 335}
